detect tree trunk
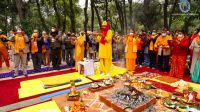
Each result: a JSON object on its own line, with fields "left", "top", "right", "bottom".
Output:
{"left": 122, "top": 0, "right": 127, "bottom": 34}
{"left": 15, "top": 0, "right": 25, "bottom": 25}
{"left": 94, "top": 3, "right": 101, "bottom": 28}
{"left": 169, "top": 0, "right": 178, "bottom": 30}
{"left": 36, "top": 0, "right": 48, "bottom": 32}
{"left": 62, "top": 0, "right": 67, "bottom": 32}
{"left": 143, "top": 0, "right": 151, "bottom": 30}
{"left": 128, "top": 0, "right": 133, "bottom": 29}
{"left": 52, "top": 0, "right": 61, "bottom": 29}
{"left": 84, "top": 0, "right": 88, "bottom": 34}
{"left": 69, "top": 0, "right": 76, "bottom": 32}
{"left": 105, "top": 0, "right": 108, "bottom": 20}
{"left": 115, "top": 0, "right": 124, "bottom": 34}
{"left": 163, "top": 0, "right": 168, "bottom": 29}
{"left": 91, "top": 0, "right": 95, "bottom": 32}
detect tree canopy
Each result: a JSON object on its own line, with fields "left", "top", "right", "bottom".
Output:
{"left": 0, "top": 0, "right": 199, "bottom": 35}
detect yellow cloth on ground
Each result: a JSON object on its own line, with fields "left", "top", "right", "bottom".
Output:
{"left": 88, "top": 62, "right": 127, "bottom": 81}
{"left": 14, "top": 100, "right": 61, "bottom": 112}
{"left": 18, "top": 72, "right": 92, "bottom": 99}
{"left": 41, "top": 73, "right": 80, "bottom": 86}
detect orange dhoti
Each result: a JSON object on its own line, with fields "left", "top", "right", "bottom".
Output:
{"left": 124, "top": 35, "right": 138, "bottom": 72}
{"left": 169, "top": 55, "right": 186, "bottom": 78}
{"left": 0, "top": 46, "right": 10, "bottom": 68}
{"left": 126, "top": 53, "right": 137, "bottom": 71}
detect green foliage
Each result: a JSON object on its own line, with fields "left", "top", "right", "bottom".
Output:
{"left": 0, "top": 0, "right": 199, "bottom": 34}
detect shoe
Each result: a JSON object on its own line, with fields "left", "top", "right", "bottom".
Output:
{"left": 24, "top": 74, "right": 28, "bottom": 77}
{"left": 7, "top": 67, "right": 11, "bottom": 70}
{"left": 106, "top": 73, "right": 111, "bottom": 79}
{"left": 100, "top": 72, "right": 104, "bottom": 75}
{"left": 12, "top": 75, "right": 17, "bottom": 78}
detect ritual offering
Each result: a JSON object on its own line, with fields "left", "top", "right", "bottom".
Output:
{"left": 99, "top": 86, "right": 156, "bottom": 112}
{"left": 163, "top": 98, "right": 200, "bottom": 112}
{"left": 67, "top": 80, "right": 80, "bottom": 101}
{"left": 114, "top": 74, "right": 124, "bottom": 80}
{"left": 182, "top": 87, "right": 198, "bottom": 104}
{"left": 88, "top": 79, "right": 114, "bottom": 92}
{"left": 143, "top": 81, "right": 156, "bottom": 90}
{"left": 67, "top": 98, "right": 89, "bottom": 112}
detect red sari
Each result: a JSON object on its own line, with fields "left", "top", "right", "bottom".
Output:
{"left": 169, "top": 36, "right": 189, "bottom": 78}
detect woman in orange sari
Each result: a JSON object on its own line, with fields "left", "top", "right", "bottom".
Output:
{"left": 124, "top": 32, "right": 137, "bottom": 73}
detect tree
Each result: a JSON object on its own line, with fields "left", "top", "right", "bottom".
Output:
{"left": 91, "top": 0, "right": 95, "bottom": 31}
{"left": 84, "top": 0, "right": 89, "bottom": 33}
{"left": 105, "top": 0, "right": 108, "bottom": 20}
{"left": 15, "top": 0, "right": 25, "bottom": 26}
{"left": 62, "top": 0, "right": 67, "bottom": 32}
{"left": 122, "top": 0, "right": 127, "bottom": 34}
{"left": 163, "top": 0, "right": 169, "bottom": 29}
{"left": 169, "top": 0, "right": 178, "bottom": 30}
{"left": 115, "top": 0, "right": 124, "bottom": 33}
{"left": 94, "top": 2, "right": 101, "bottom": 28}
{"left": 128, "top": 0, "right": 133, "bottom": 29}
{"left": 52, "top": 0, "right": 61, "bottom": 29}
{"left": 69, "top": 0, "right": 76, "bottom": 32}
{"left": 36, "top": 0, "right": 48, "bottom": 32}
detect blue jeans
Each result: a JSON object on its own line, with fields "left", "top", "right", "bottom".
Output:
{"left": 144, "top": 53, "right": 150, "bottom": 66}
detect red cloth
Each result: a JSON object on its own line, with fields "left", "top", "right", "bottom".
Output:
{"left": 137, "top": 37, "right": 144, "bottom": 51}
{"left": 100, "top": 21, "right": 110, "bottom": 45}
{"left": 190, "top": 33, "right": 198, "bottom": 44}
{"left": 0, "top": 69, "right": 76, "bottom": 106}
{"left": 171, "top": 36, "right": 189, "bottom": 56}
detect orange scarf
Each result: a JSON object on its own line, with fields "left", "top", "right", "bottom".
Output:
{"left": 149, "top": 35, "right": 156, "bottom": 51}
{"left": 196, "top": 36, "right": 200, "bottom": 59}
{"left": 31, "top": 34, "right": 38, "bottom": 54}
{"left": 125, "top": 35, "right": 137, "bottom": 52}
{"left": 15, "top": 34, "right": 25, "bottom": 54}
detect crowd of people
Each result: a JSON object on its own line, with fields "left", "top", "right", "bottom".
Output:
{"left": 122, "top": 28, "right": 200, "bottom": 83}
{"left": 0, "top": 24, "right": 200, "bottom": 83}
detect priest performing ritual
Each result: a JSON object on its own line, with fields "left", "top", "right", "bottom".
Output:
{"left": 96, "top": 20, "right": 113, "bottom": 78}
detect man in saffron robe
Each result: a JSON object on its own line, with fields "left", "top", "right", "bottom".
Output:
{"left": 96, "top": 21, "right": 113, "bottom": 77}
{"left": 72, "top": 32, "right": 85, "bottom": 70}
{"left": 169, "top": 31, "right": 189, "bottom": 78}
{"left": 0, "top": 29, "right": 10, "bottom": 71}
{"left": 124, "top": 32, "right": 137, "bottom": 72}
